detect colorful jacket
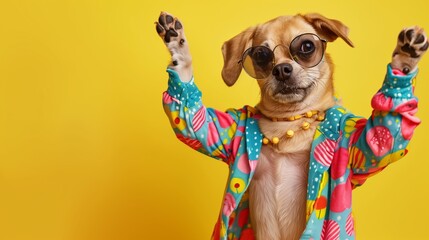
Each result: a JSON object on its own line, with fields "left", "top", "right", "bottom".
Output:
{"left": 162, "top": 65, "right": 420, "bottom": 240}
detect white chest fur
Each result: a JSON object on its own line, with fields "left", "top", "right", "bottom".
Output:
{"left": 248, "top": 119, "right": 315, "bottom": 240}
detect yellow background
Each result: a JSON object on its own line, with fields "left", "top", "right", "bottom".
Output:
{"left": 0, "top": 0, "right": 428, "bottom": 239}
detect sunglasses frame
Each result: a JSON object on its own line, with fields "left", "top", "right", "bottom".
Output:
{"left": 238, "top": 33, "right": 327, "bottom": 79}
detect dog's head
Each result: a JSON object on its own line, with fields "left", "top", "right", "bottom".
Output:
{"left": 221, "top": 13, "right": 353, "bottom": 113}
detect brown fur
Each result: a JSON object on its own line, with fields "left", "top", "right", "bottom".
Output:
{"left": 219, "top": 14, "right": 353, "bottom": 239}
{"left": 155, "top": 11, "right": 426, "bottom": 240}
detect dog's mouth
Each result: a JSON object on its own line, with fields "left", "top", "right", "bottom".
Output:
{"left": 272, "top": 83, "right": 314, "bottom": 102}
{"left": 277, "top": 86, "right": 307, "bottom": 95}
{"left": 275, "top": 83, "right": 313, "bottom": 95}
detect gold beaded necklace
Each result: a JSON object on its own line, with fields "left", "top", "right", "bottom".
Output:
{"left": 260, "top": 110, "right": 325, "bottom": 145}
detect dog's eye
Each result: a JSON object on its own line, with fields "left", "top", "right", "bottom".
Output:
{"left": 300, "top": 41, "right": 315, "bottom": 54}
{"left": 289, "top": 33, "right": 325, "bottom": 68}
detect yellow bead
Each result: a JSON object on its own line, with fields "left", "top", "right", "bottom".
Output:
{"left": 305, "top": 111, "right": 313, "bottom": 118}
{"left": 294, "top": 115, "right": 302, "bottom": 120}
{"left": 317, "top": 114, "right": 325, "bottom": 121}
{"left": 286, "top": 130, "right": 294, "bottom": 138}
{"left": 272, "top": 137, "right": 280, "bottom": 144}
{"left": 263, "top": 138, "right": 269, "bottom": 145}
{"left": 302, "top": 121, "right": 310, "bottom": 130}
{"left": 288, "top": 116, "right": 295, "bottom": 121}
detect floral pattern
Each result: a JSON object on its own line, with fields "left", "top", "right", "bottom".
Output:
{"left": 162, "top": 64, "right": 420, "bottom": 239}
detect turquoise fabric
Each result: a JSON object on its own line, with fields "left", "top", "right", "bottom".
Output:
{"left": 162, "top": 64, "right": 420, "bottom": 240}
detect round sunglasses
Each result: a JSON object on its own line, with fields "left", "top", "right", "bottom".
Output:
{"left": 238, "top": 33, "right": 327, "bottom": 79}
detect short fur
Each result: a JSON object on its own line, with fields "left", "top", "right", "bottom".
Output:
{"left": 155, "top": 12, "right": 427, "bottom": 240}
{"left": 221, "top": 14, "right": 353, "bottom": 239}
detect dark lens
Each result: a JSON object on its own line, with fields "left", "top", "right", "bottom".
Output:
{"left": 251, "top": 46, "right": 273, "bottom": 66}
{"left": 241, "top": 46, "right": 274, "bottom": 79}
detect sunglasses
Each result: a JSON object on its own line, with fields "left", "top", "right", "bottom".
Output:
{"left": 238, "top": 33, "right": 327, "bottom": 79}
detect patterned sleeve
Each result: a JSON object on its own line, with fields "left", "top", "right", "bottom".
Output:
{"left": 346, "top": 64, "right": 421, "bottom": 187}
{"left": 162, "top": 68, "right": 246, "bottom": 164}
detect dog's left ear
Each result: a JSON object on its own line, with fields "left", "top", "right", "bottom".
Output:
{"left": 221, "top": 26, "right": 257, "bottom": 86}
{"left": 302, "top": 13, "right": 354, "bottom": 48}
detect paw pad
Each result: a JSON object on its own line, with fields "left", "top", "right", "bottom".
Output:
{"left": 396, "top": 27, "right": 428, "bottom": 58}
{"left": 155, "top": 12, "right": 185, "bottom": 44}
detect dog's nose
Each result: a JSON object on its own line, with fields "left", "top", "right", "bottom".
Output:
{"left": 272, "top": 63, "right": 293, "bottom": 81}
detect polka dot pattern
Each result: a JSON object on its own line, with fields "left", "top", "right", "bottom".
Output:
{"left": 163, "top": 64, "right": 419, "bottom": 239}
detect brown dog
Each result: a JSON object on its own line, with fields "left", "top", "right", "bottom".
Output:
{"left": 156, "top": 12, "right": 427, "bottom": 240}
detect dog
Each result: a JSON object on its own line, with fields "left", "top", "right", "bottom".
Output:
{"left": 156, "top": 12, "right": 427, "bottom": 240}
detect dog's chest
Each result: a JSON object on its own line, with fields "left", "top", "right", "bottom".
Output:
{"left": 248, "top": 123, "right": 314, "bottom": 239}
{"left": 251, "top": 146, "right": 310, "bottom": 209}
{"left": 253, "top": 144, "right": 310, "bottom": 187}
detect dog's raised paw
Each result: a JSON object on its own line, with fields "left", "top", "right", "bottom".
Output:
{"left": 155, "top": 11, "right": 193, "bottom": 82}
{"left": 396, "top": 27, "right": 428, "bottom": 58}
{"left": 392, "top": 26, "right": 428, "bottom": 74}
{"left": 155, "top": 12, "right": 185, "bottom": 45}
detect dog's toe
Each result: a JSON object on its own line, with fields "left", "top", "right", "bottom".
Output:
{"left": 155, "top": 22, "right": 165, "bottom": 35}
{"left": 158, "top": 13, "right": 173, "bottom": 28}
{"left": 175, "top": 20, "right": 183, "bottom": 30}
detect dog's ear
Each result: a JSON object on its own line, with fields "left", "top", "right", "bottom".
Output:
{"left": 302, "top": 13, "right": 354, "bottom": 48}
{"left": 221, "top": 26, "right": 256, "bottom": 86}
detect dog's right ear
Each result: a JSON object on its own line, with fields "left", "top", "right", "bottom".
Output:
{"left": 302, "top": 13, "right": 354, "bottom": 48}
{"left": 221, "top": 27, "right": 256, "bottom": 86}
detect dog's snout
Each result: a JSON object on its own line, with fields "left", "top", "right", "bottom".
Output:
{"left": 272, "top": 63, "right": 293, "bottom": 81}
